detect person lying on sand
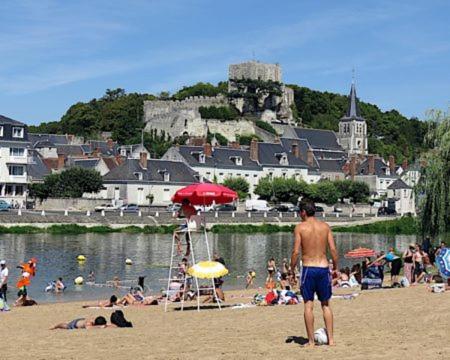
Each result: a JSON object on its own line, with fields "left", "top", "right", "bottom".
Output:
{"left": 50, "top": 316, "right": 112, "bottom": 330}
{"left": 82, "top": 295, "right": 119, "bottom": 308}
{"left": 118, "top": 289, "right": 159, "bottom": 306}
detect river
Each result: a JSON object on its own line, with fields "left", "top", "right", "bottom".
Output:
{"left": 0, "top": 232, "right": 417, "bottom": 303}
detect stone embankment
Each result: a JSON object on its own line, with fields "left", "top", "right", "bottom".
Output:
{"left": 0, "top": 210, "right": 393, "bottom": 229}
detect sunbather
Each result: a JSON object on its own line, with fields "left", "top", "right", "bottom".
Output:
{"left": 50, "top": 316, "right": 111, "bottom": 330}
{"left": 82, "top": 295, "right": 119, "bottom": 308}
{"left": 118, "top": 289, "right": 159, "bottom": 306}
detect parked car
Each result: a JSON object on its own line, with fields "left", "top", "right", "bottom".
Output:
{"left": 288, "top": 205, "right": 300, "bottom": 213}
{"left": 315, "top": 205, "right": 325, "bottom": 213}
{"left": 166, "top": 203, "right": 181, "bottom": 212}
{"left": 377, "top": 206, "right": 397, "bottom": 216}
{"left": 0, "top": 200, "right": 11, "bottom": 211}
{"left": 245, "top": 199, "right": 271, "bottom": 212}
{"left": 94, "top": 204, "right": 120, "bottom": 212}
{"left": 121, "top": 204, "right": 140, "bottom": 213}
{"left": 213, "top": 204, "right": 236, "bottom": 212}
{"left": 270, "top": 204, "right": 293, "bottom": 212}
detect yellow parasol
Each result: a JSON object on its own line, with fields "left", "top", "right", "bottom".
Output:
{"left": 188, "top": 261, "right": 228, "bottom": 279}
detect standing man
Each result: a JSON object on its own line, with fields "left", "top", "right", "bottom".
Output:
{"left": 0, "top": 260, "right": 8, "bottom": 302}
{"left": 290, "top": 200, "right": 338, "bottom": 346}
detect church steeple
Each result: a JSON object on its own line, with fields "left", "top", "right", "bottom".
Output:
{"left": 341, "top": 82, "right": 364, "bottom": 121}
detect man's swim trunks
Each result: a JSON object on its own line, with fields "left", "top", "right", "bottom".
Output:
{"left": 300, "top": 266, "right": 332, "bottom": 302}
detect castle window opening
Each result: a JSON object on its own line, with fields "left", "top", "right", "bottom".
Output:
{"left": 184, "top": 119, "right": 188, "bottom": 127}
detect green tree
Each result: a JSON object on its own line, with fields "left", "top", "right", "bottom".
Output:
{"left": 173, "top": 82, "right": 225, "bottom": 100}
{"left": 222, "top": 177, "right": 250, "bottom": 200}
{"left": 29, "top": 168, "right": 104, "bottom": 200}
{"left": 418, "top": 110, "right": 450, "bottom": 238}
{"left": 349, "top": 181, "right": 370, "bottom": 203}
{"left": 237, "top": 134, "right": 262, "bottom": 145}
{"left": 255, "top": 120, "right": 277, "bottom": 135}
{"left": 306, "top": 181, "right": 339, "bottom": 205}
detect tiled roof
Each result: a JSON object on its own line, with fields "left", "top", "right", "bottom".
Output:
{"left": 28, "top": 150, "right": 51, "bottom": 180}
{"left": 103, "top": 159, "right": 199, "bottom": 184}
{"left": 357, "top": 158, "right": 398, "bottom": 178}
{"left": 388, "top": 179, "right": 412, "bottom": 190}
{"left": 292, "top": 128, "right": 343, "bottom": 151}
{"left": 29, "top": 133, "right": 69, "bottom": 146}
{"left": 56, "top": 145, "right": 84, "bottom": 156}
{"left": 317, "top": 159, "right": 345, "bottom": 172}
{"left": 73, "top": 159, "right": 100, "bottom": 169}
{"left": 0, "top": 114, "right": 25, "bottom": 126}
{"left": 102, "top": 157, "right": 119, "bottom": 171}
{"left": 258, "top": 142, "right": 309, "bottom": 168}
{"left": 313, "top": 150, "right": 347, "bottom": 160}
{"left": 88, "top": 140, "right": 118, "bottom": 156}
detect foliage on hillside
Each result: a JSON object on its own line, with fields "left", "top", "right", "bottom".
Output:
{"left": 289, "top": 85, "right": 428, "bottom": 162}
{"left": 199, "top": 105, "right": 238, "bottom": 120}
{"left": 29, "top": 83, "right": 428, "bottom": 162}
{"left": 255, "top": 120, "right": 277, "bottom": 134}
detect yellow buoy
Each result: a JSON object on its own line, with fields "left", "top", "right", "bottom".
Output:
{"left": 77, "top": 255, "right": 86, "bottom": 262}
{"left": 74, "top": 276, "right": 84, "bottom": 285}
{"left": 125, "top": 258, "right": 133, "bottom": 265}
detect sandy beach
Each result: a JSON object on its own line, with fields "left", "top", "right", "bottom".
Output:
{"left": 1, "top": 286, "right": 449, "bottom": 360}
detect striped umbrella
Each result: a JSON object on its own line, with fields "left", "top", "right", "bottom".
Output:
{"left": 436, "top": 247, "right": 450, "bottom": 279}
{"left": 345, "top": 247, "right": 376, "bottom": 259}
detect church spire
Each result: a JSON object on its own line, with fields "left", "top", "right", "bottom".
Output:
{"left": 346, "top": 83, "right": 360, "bottom": 118}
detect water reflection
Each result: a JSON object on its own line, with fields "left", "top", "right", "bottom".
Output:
{"left": 0, "top": 232, "right": 417, "bottom": 303}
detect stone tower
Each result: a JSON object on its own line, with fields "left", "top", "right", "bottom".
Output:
{"left": 338, "top": 82, "right": 368, "bottom": 155}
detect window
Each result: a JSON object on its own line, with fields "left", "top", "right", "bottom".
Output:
{"left": 219, "top": 172, "right": 224, "bottom": 176}
{"left": 12, "top": 127, "right": 24, "bottom": 138}
{"left": 253, "top": 174, "right": 258, "bottom": 178}
{"left": 10, "top": 148, "right": 25, "bottom": 157}
{"left": 245, "top": 174, "right": 249, "bottom": 177}
{"left": 133, "top": 172, "right": 143, "bottom": 180}
{"left": 5, "top": 185, "right": 14, "bottom": 195}
{"left": 0, "top": 126, "right": 3, "bottom": 137}
{"left": 8, "top": 165, "right": 24, "bottom": 176}
{"left": 199, "top": 154, "right": 205, "bottom": 164}
{"left": 164, "top": 172, "right": 170, "bottom": 182}
{"left": 15, "top": 185, "right": 24, "bottom": 196}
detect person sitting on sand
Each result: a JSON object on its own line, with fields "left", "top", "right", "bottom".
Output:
{"left": 279, "top": 273, "right": 291, "bottom": 291}
{"left": 50, "top": 316, "right": 110, "bottom": 330}
{"left": 82, "top": 295, "right": 119, "bottom": 308}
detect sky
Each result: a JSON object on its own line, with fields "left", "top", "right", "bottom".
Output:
{"left": 0, "top": 0, "right": 449, "bottom": 125}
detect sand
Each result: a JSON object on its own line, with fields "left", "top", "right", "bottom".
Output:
{"left": 1, "top": 286, "right": 449, "bottom": 360}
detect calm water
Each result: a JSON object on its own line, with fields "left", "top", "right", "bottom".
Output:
{"left": 0, "top": 232, "right": 417, "bottom": 303}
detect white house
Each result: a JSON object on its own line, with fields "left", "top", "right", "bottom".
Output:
{"left": 387, "top": 179, "right": 416, "bottom": 215}
{"left": 354, "top": 155, "right": 398, "bottom": 197}
{"left": 102, "top": 152, "right": 199, "bottom": 206}
{"left": 0, "top": 115, "right": 29, "bottom": 203}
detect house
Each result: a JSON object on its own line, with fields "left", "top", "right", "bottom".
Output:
{"left": 387, "top": 179, "right": 415, "bottom": 215}
{"left": 70, "top": 158, "right": 113, "bottom": 176}
{"left": 0, "top": 115, "right": 30, "bottom": 203}
{"left": 353, "top": 155, "right": 398, "bottom": 197}
{"left": 102, "top": 153, "right": 199, "bottom": 205}
{"left": 117, "top": 144, "right": 151, "bottom": 159}
{"left": 162, "top": 142, "right": 262, "bottom": 197}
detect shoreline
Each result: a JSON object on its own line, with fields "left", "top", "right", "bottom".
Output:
{"left": 0, "top": 216, "right": 418, "bottom": 235}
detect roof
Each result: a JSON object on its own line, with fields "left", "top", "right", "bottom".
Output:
{"left": 388, "top": 179, "right": 412, "bottom": 190}
{"left": 317, "top": 159, "right": 346, "bottom": 172}
{"left": 357, "top": 158, "right": 398, "bottom": 178}
{"left": 178, "top": 146, "right": 261, "bottom": 170}
{"left": 291, "top": 128, "right": 343, "bottom": 151}
{"left": 56, "top": 145, "right": 85, "bottom": 156}
{"left": 29, "top": 133, "right": 69, "bottom": 146}
{"left": 73, "top": 159, "right": 100, "bottom": 169}
{"left": 103, "top": 159, "right": 199, "bottom": 184}
{"left": 88, "top": 140, "right": 118, "bottom": 156}
{"left": 42, "top": 158, "right": 59, "bottom": 170}
{"left": 258, "top": 142, "right": 309, "bottom": 168}
{"left": 102, "top": 157, "right": 119, "bottom": 171}
{"left": 340, "top": 83, "right": 365, "bottom": 122}
{"left": 313, "top": 150, "right": 347, "bottom": 160}
{"left": 0, "top": 114, "right": 25, "bottom": 126}
{"left": 28, "top": 150, "right": 51, "bottom": 180}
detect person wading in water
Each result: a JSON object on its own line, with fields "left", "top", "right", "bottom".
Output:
{"left": 290, "top": 199, "right": 338, "bottom": 347}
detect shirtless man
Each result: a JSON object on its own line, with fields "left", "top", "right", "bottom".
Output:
{"left": 290, "top": 199, "right": 338, "bottom": 346}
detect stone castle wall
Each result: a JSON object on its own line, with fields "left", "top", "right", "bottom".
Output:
{"left": 229, "top": 61, "right": 282, "bottom": 82}
{"left": 143, "top": 95, "right": 226, "bottom": 117}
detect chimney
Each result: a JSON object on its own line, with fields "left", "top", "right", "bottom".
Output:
{"left": 368, "top": 155, "right": 375, "bottom": 175}
{"left": 203, "top": 143, "right": 212, "bottom": 157}
{"left": 306, "top": 148, "right": 314, "bottom": 167}
{"left": 139, "top": 152, "right": 148, "bottom": 169}
{"left": 229, "top": 141, "right": 240, "bottom": 149}
{"left": 107, "top": 138, "right": 114, "bottom": 150}
{"left": 250, "top": 139, "right": 259, "bottom": 162}
{"left": 291, "top": 142, "right": 300, "bottom": 158}
{"left": 402, "top": 158, "right": 408, "bottom": 171}
{"left": 115, "top": 154, "right": 125, "bottom": 165}
{"left": 274, "top": 136, "right": 281, "bottom": 143}
{"left": 350, "top": 156, "right": 356, "bottom": 180}
{"left": 57, "top": 153, "right": 65, "bottom": 170}
{"left": 389, "top": 155, "right": 395, "bottom": 174}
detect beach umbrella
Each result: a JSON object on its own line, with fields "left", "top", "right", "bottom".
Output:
{"left": 345, "top": 248, "right": 376, "bottom": 259}
{"left": 187, "top": 261, "right": 229, "bottom": 279}
{"left": 172, "top": 183, "right": 238, "bottom": 206}
{"left": 436, "top": 247, "right": 450, "bottom": 279}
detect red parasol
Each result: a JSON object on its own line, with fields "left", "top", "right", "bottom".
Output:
{"left": 344, "top": 247, "right": 376, "bottom": 259}
{"left": 172, "top": 183, "right": 238, "bottom": 206}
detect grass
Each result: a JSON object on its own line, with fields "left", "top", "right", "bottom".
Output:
{"left": 0, "top": 218, "right": 419, "bottom": 235}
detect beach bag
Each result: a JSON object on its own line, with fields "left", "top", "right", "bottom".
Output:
{"left": 111, "top": 310, "right": 133, "bottom": 328}
{"left": 400, "top": 276, "right": 410, "bottom": 288}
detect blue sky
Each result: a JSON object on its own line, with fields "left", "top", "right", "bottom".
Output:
{"left": 0, "top": 0, "right": 449, "bottom": 125}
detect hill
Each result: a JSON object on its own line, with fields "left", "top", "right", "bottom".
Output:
{"left": 29, "top": 83, "right": 429, "bottom": 160}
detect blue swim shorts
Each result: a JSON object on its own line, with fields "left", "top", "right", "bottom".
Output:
{"left": 300, "top": 266, "right": 332, "bottom": 302}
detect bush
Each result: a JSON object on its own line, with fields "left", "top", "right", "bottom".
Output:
{"left": 237, "top": 134, "right": 262, "bottom": 145}
{"left": 255, "top": 120, "right": 277, "bottom": 135}
{"left": 199, "top": 106, "right": 238, "bottom": 120}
